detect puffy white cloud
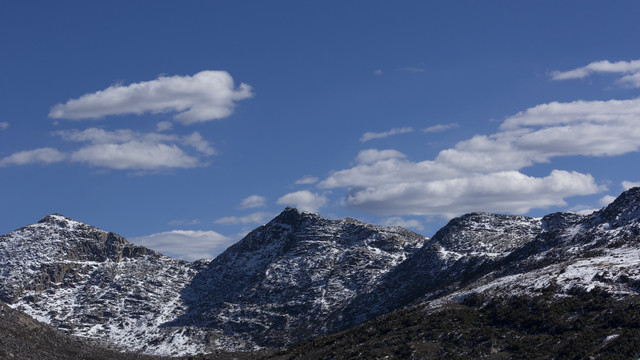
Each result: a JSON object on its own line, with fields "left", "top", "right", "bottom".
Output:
{"left": 355, "top": 149, "right": 406, "bottom": 165}
{"left": 360, "top": 127, "right": 414, "bottom": 142}
{"left": 0, "top": 148, "right": 66, "bottom": 166}
{"left": 49, "top": 70, "right": 253, "bottom": 124}
{"left": 423, "top": 123, "right": 459, "bottom": 133}
{"left": 70, "top": 141, "right": 200, "bottom": 170}
{"left": 343, "top": 170, "right": 601, "bottom": 217}
{"left": 0, "top": 122, "right": 9, "bottom": 131}
{"left": 295, "top": 176, "right": 319, "bottom": 185}
{"left": 500, "top": 98, "right": 640, "bottom": 130}
{"left": 277, "top": 190, "right": 327, "bottom": 213}
{"left": 622, "top": 180, "right": 640, "bottom": 191}
{"left": 214, "top": 211, "right": 274, "bottom": 225}
{"left": 321, "top": 96, "right": 640, "bottom": 218}
{"left": 131, "top": 230, "right": 234, "bottom": 261}
{"left": 319, "top": 157, "right": 462, "bottom": 189}
{"left": 239, "top": 195, "right": 267, "bottom": 209}
{"left": 51, "top": 127, "right": 215, "bottom": 171}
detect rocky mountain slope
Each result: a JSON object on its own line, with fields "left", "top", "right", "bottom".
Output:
{"left": 0, "top": 209, "right": 427, "bottom": 356}
{"left": 266, "top": 188, "right": 640, "bottom": 359}
{"left": 1, "top": 188, "right": 640, "bottom": 358}
{"left": 0, "top": 214, "right": 206, "bottom": 356}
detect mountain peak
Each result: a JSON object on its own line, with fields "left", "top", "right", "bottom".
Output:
{"left": 272, "top": 207, "right": 303, "bottom": 226}
{"left": 36, "top": 213, "right": 87, "bottom": 230}
{"left": 593, "top": 187, "right": 640, "bottom": 227}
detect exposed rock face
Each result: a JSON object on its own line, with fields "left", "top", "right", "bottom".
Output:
{"left": 0, "top": 214, "right": 203, "bottom": 356}
{"left": 0, "top": 210, "right": 427, "bottom": 355}
{"left": 1, "top": 189, "right": 640, "bottom": 357}
{"left": 169, "top": 207, "right": 427, "bottom": 350}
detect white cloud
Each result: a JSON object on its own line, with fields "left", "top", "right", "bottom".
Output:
{"left": 381, "top": 217, "right": 424, "bottom": 231}
{"left": 551, "top": 59, "right": 640, "bottom": 79}
{"left": 360, "top": 127, "right": 414, "bottom": 142}
{"left": 0, "top": 122, "right": 9, "bottom": 131}
{"left": 320, "top": 96, "right": 640, "bottom": 218}
{"left": 599, "top": 195, "right": 617, "bottom": 207}
{"left": 0, "top": 148, "right": 67, "bottom": 166}
{"left": 131, "top": 230, "right": 234, "bottom": 261}
{"left": 373, "top": 69, "right": 383, "bottom": 75}
{"left": 423, "top": 123, "right": 459, "bottom": 133}
{"left": 277, "top": 190, "right": 327, "bottom": 213}
{"left": 156, "top": 121, "right": 173, "bottom": 132}
{"left": 295, "top": 175, "right": 319, "bottom": 185}
{"left": 551, "top": 59, "right": 640, "bottom": 87}
{"left": 343, "top": 170, "right": 601, "bottom": 217}
{"left": 49, "top": 70, "right": 253, "bottom": 124}
{"left": 622, "top": 180, "right": 640, "bottom": 191}
{"left": 214, "top": 211, "right": 274, "bottom": 225}
{"left": 239, "top": 195, "right": 267, "bottom": 209}
{"left": 396, "top": 66, "right": 425, "bottom": 73}
{"left": 70, "top": 141, "right": 200, "bottom": 170}
{"left": 355, "top": 149, "right": 406, "bottom": 165}
{"left": 51, "top": 127, "right": 214, "bottom": 171}
{"left": 167, "top": 219, "right": 200, "bottom": 226}
{"left": 182, "top": 131, "right": 216, "bottom": 156}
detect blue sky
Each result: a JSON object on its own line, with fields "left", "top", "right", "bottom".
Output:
{"left": 2, "top": 1, "right": 640, "bottom": 260}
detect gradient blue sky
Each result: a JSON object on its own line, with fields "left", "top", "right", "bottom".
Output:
{"left": 2, "top": 1, "right": 640, "bottom": 260}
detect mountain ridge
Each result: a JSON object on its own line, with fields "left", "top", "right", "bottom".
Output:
{"left": 1, "top": 188, "right": 640, "bottom": 357}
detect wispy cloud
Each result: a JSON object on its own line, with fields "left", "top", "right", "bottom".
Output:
{"left": 239, "top": 195, "right": 267, "bottom": 209}
{"left": 423, "top": 123, "right": 459, "bottom": 133}
{"left": 0, "top": 122, "right": 9, "bottom": 131}
{"left": 156, "top": 121, "right": 173, "bottom": 132}
{"left": 131, "top": 230, "right": 234, "bottom": 261}
{"left": 214, "top": 211, "right": 274, "bottom": 225}
{"left": 360, "top": 127, "right": 414, "bottom": 142}
{"left": 295, "top": 176, "right": 319, "bottom": 185}
{"left": 167, "top": 219, "right": 200, "bottom": 226}
{"left": 277, "top": 190, "right": 327, "bottom": 213}
{"left": 396, "top": 66, "right": 425, "bottom": 73}
{"left": 49, "top": 70, "right": 253, "bottom": 124}
{"left": 0, "top": 148, "right": 67, "bottom": 166}
{"left": 551, "top": 59, "right": 640, "bottom": 87}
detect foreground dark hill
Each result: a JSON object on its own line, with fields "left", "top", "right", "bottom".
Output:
{"left": 0, "top": 300, "right": 166, "bottom": 360}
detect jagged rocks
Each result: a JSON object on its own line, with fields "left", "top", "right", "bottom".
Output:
{"left": 1, "top": 188, "right": 640, "bottom": 357}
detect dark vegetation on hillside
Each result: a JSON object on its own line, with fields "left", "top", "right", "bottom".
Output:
{"left": 263, "top": 288, "right": 640, "bottom": 360}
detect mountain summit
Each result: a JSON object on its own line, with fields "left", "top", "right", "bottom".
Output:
{"left": 1, "top": 190, "right": 640, "bottom": 357}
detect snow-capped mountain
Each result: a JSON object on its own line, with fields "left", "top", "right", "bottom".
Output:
{"left": 0, "top": 214, "right": 206, "bottom": 355}
{"left": 165, "top": 208, "right": 427, "bottom": 350}
{"left": 1, "top": 188, "right": 640, "bottom": 357}
{"left": 0, "top": 208, "right": 427, "bottom": 355}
